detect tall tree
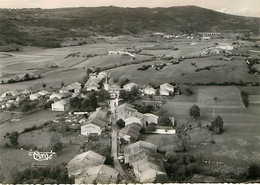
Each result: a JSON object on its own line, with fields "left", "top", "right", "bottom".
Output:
{"left": 209, "top": 115, "right": 224, "bottom": 134}
{"left": 189, "top": 105, "right": 200, "bottom": 120}
{"left": 42, "top": 83, "right": 46, "bottom": 89}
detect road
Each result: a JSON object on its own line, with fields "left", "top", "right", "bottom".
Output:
{"left": 110, "top": 100, "right": 135, "bottom": 182}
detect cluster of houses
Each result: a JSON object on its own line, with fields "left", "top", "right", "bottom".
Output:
{"left": 66, "top": 150, "right": 119, "bottom": 184}
{"left": 122, "top": 81, "right": 175, "bottom": 96}
{"left": 0, "top": 81, "right": 82, "bottom": 111}
{"left": 0, "top": 89, "right": 31, "bottom": 109}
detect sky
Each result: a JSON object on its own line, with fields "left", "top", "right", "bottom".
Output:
{"left": 0, "top": 0, "right": 259, "bottom": 17}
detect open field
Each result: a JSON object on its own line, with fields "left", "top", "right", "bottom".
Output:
{"left": 197, "top": 86, "right": 244, "bottom": 108}
{"left": 107, "top": 56, "right": 258, "bottom": 85}
{"left": 0, "top": 110, "right": 60, "bottom": 146}
{"left": 152, "top": 85, "right": 260, "bottom": 174}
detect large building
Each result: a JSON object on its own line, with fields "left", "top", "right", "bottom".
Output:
{"left": 81, "top": 108, "right": 109, "bottom": 135}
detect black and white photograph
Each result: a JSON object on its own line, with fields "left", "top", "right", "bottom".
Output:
{"left": 0, "top": 0, "right": 259, "bottom": 184}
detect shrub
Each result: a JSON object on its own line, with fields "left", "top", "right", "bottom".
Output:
{"left": 116, "top": 119, "right": 125, "bottom": 128}
{"left": 241, "top": 91, "right": 249, "bottom": 107}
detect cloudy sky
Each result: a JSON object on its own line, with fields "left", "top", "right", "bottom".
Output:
{"left": 0, "top": 0, "right": 259, "bottom": 17}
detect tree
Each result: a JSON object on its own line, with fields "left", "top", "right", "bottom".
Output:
{"left": 174, "top": 121, "right": 190, "bottom": 152}
{"left": 8, "top": 132, "right": 19, "bottom": 146}
{"left": 24, "top": 73, "right": 30, "bottom": 80}
{"left": 22, "top": 103, "right": 31, "bottom": 112}
{"left": 97, "top": 89, "right": 110, "bottom": 101}
{"left": 209, "top": 115, "right": 224, "bottom": 134}
{"left": 104, "top": 155, "right": 114, "bottom": 167}
{"left": 189, "top": 105, "right": 200, "bottom": 120}
{"left": 159, "top": 115, "right": 173, "bottom": 126}
{"left": 116, "top": 119, "right": 125, "bottom": 128}
{"left": 246, "top": 164, "right": 260, "bottom": 179}
{"left": 42, "top": 83, "right": 46, "bottom": 89}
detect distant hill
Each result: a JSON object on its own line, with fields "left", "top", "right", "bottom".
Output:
{"left": 0, "top": 6, "right": 259, "bottom": 47}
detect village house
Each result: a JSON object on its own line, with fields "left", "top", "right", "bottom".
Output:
{"left": 81, "top": 108, "right": 109, "bottom": 135}
{"left": 38, "top": 90, "right": 50, "bottom": 97}
{"left": 159, "top": 83, "right": 174, "bottom": 96}
{"left": 116, "top": 103, "right": 138, "bottom": 120}
{"left": 66, "top": 150, "right": 106, "bottom": 178}
{"left": 123, "top": 82, "right": 138, "bottom": 91}
{"left": 144, "top": 113, "right": 159, "bottom": 124}
{"left": 141, "top": 86, "right": 156, "bottom": 95}
{"left": 66, "top": 150, "right": 119, "bottom": 184}
{"left": 2, "top": 99, "right": 17, "bottom": 109}
{"left": 60, "top": 82, "right": 82, "bottom": 94}
{"left": 1, "top": 90, "right": 20, "bottom": 98}
{"left": 124, "top": 140, "right": 167, "bottom": 183}
{"left": 124, "top": 116, "right": 142, "bottom": 127}
{"left": 124, "top": 141, "right": 157, "bottom": 164}
{"left": 131, "top": 153, "right": 167, "bottom": 183}
{"left": 51, "top": 99, "right": 70, "bottom": 111}
{"left": 118, "top": 123, "right": 142, "bottom": 143}
{"left": 29, "top": 92, "right": 42, "bottom": 101}
{"left": 21, "top": 89, "right": 31, "bottom": 96}
{"left": 76, "top": 164, "right": 119, "bottom": 184}
{"left": 84, "top": 72, "right": 107, "bottom": 92}
{"left": 49, "top": 91, "right": 71, "bottom": 100}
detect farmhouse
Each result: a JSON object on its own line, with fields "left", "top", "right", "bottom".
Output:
{"left": 123, "top": 82, "right": 138, "bottom": 91}
{"left": 116, "top": 103, "right": 138, "bottom": 120}
{"left": 84, "top": 72, "right": 107, "bottom": 91}
{"left": 144, "top": 113, "right": 159, "bottom": 124}
{"left": 75, "top": 164, "right": 119, "bottom": 184}
{"left": 49, "top": 91, "right": 71, "bottom": 100}
{"left": 66, "top": 150, "right": 106, "bottom": 178}
{"left": 124, "top": 141, "right": 157, "bottom": 164}
{"left": 131, "top": 154, "right": 166, "bottom": 183}
{"left": 81, "top": 108, "right": 109, "bottom": 135}
{"left": 124, "top": 116, "right": 142, "bottom": 127}
{"left": 29, "top": 92, "right": 42, "bottom": 101}
{"left": 51, "top": 99, "right": 70, "bottom": 111}
{"left": 160, "top": 83, "right": 174, "bottom": 96}
{"left": 60, "top": 82, "right": 81, "bottom": 94}
{"left": 119, "top": 123, "right": 142, "bottom": 143}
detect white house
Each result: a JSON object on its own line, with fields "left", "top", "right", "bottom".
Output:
{"left": 123, "top": 82, "right": 138, "bottom": 91}
{"left": 81, "top": 123, "right": 103, "bottom": 135}
{"left": 142, "top": 86, "right": 156, "bottom": 95}
{"left": 38, "top": 90, "right": 50, "bottom": 97}
{"left": 81, "top": 109, "right": 108, "bottom": 135}
{"left": 144, "top": 113, "right": 159, "bottom": 124}
{"left": 160, "top": 83, "right": 174, "bottom": 96}
{"left": 124, "top": 116, "right": 142, "bottom": 127}
{"left": 51, "top": 99, "right": 70, "bottom": 111}
{"left": 29, "top": 93, "right": 42, "bottom": 101}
